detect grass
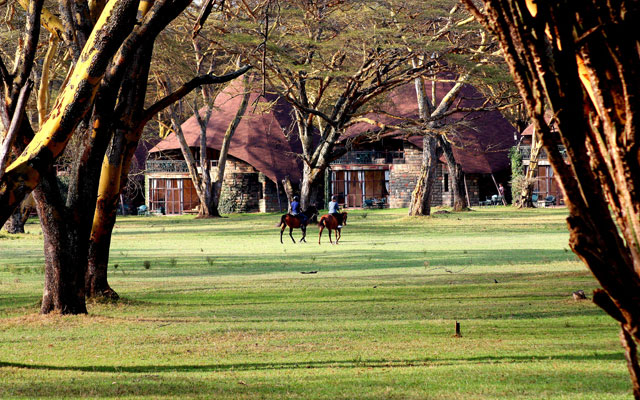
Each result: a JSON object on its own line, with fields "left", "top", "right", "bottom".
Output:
{"left": 0, "top": 207, "right": 631, "bottom": 399}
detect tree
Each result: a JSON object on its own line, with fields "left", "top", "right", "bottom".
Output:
{"left": 462, "top": 0, "right": 640, "bottom": 396}
{"left": 163, "top": 61, "right": 251, "bottom": 218}
{"left": 2, "top": 195, "right": 35, "bottom": 234}
{"left": 0, "top": 0, "right": 249, "bottom": 311}
{"left": 218, "top": 1, "right": 432, "bottom": 209}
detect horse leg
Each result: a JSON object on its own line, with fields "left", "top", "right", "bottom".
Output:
{"left": 289, "top": 226, "right": 296, "bottom": 243}
{"left": 328, "top": 228, "right": 333, "bottom": 245}
{"left": 280, "top": 226, "right": 285, "bottom": 244}
{"left": 301, "top": 225, "right": 306, "bottom": 243}
{"left": 318, "top": 225, "right": 323, "bottom": 244}
{"left": 336, "top": 228, "right": 341, "bottom": 244}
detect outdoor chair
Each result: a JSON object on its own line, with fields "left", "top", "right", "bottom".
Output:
{"left": 545, "top": 195, "right": 556, "bottom": 206}
{"left": 363, "top": 199, "right": 375, "bottom": 209}
{"left": 137, "top": 205, "right": 149, "bottom": 216}
{"left": 531, "top": 194, "right": 539, "bottom": 207}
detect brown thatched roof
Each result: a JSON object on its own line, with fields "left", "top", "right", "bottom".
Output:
{"left": 150, "top": 77, "right": 302, "bottom": 183}
{"left": 345, "top": 79, "right": 518, "bottom": 174}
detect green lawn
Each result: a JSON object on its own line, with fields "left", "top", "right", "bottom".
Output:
{"left": 0, "top": 207, "right": 631, "bottom": 399}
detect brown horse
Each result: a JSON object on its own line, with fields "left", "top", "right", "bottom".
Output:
{"left": 277, "top": 205, "right": 318, "bottom": 243}
{"left": 318, "top": 212, "right": 348, "bottom": 244}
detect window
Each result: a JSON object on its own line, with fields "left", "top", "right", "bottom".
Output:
{"left": 330, "top": 169, "right": 389, "bottom": 207}
{"left": 148, "top": 178, "right": 200, "bottom": 214}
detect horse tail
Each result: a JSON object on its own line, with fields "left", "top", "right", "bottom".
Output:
{"left": 317, "top": 215, "right": 327, "bottom": 228}
{"left": 276, "top": 214, "right": 286, "bottom": 227}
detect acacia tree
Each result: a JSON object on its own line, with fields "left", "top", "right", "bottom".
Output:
{"left": 462, "top": 0, "right": 640, "bottom": 396}
{"left": 394, "top": 0, "right": 517, "bottom": 215}
{"left": 163, "top": 64, "right": 251, "bottom": 218}
{"left": 0, "top": 0, "right": 248, "bottom": 310}
{"left": 219, "top": 0, "right": 431, "bottom": 209}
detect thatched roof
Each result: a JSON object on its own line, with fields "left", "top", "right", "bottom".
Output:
{"left": 150, "top": 77, "right": 303, "bottom": 184}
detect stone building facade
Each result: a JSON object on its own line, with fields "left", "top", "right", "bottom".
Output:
{"left": 145, "top": 155, "right": 289, "bottom": 215}
{"left": 331, "top": 141, "right": 485, "bottom": 210}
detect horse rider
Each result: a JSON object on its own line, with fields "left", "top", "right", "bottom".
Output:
{"left": 290, "top": 196, "right": 307, "bottom": 225}
{"left": 328, "top": 195, "right": 343, "bottom": 228}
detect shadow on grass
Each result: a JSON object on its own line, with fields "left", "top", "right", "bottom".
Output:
{"left": 99, "top": 248, "right": 580, "bottom": 278}
{"left": 0, "top": 351, "right": 624, "bottom": 374}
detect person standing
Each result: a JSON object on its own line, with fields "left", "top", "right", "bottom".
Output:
{"left": 498, "top": 183, "right": 505, "bottom": 205}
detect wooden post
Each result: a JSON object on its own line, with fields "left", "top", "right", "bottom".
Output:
{"left": 491, "top": 173, "right": 507, "bottom": 206}
{"left": 463, "top": 176, "right": 470, "bottom": 208}
{"left": 454, "top": 321, "right": 462, "bottom": 337}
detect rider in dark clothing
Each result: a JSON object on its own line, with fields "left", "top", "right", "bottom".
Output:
{"left": 290, "top": 196, "right": 307, "bottom": 224}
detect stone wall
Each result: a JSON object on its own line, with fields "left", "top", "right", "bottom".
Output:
{"left": 433, "top": 166, "right": 480, "bottom": 207}
{"left": 388, "top": 144, "right": 422, "bottom": 208}
{"left": 466, "top": 175, "right": 480, "bottom": 206}
{"left": 259, "top": 174, "right": 288, "bottom": 213}
{"left": 388, "top": 145, "right": 482, "bottom": 208}
{"left": 218, "top": 157, "right": 261, "bottom": 213}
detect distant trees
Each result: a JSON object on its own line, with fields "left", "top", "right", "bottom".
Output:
{"left": 463, "top": 0, "right": 640, "bottom": 396}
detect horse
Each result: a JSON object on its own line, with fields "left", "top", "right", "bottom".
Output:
{"left": 277, "top": 205, "right": 319, "bottom": 244}
{"left": 317, "top": 212, "right": 348, "bottom": 245}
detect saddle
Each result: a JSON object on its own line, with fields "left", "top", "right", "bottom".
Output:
{"left": 288, "top": 213, "right": 307, "bottom": 222}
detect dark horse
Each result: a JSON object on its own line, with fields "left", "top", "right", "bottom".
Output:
{"left": 318, "top": 212, "right": 348, "bottom": 244}
{"left": 277, "top": 205, "right": 319, "bottom": 243}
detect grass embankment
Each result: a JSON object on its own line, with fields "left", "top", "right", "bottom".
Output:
{"left": 0, "top": 207, "right": 630, "bottom": 399}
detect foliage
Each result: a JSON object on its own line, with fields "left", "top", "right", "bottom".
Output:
{"left": 508, "top": 146, "right": 525, "bottom": 204}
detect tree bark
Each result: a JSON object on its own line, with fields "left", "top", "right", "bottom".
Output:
{"left": 281, "top": 176, "right": 295, "bottom": 212}
{"left": 300, "top": 164, "right": 322, "bottom": 211}
{"left": 3, "top": 209, "right": 28, "bottom": 234}
{"left": 0, "top": 0, "right": 139, "bottom": 226}
{"left": 207, "top": 72, "right": 251, "bottom": 217}
{"left": 409, "top": 135, "right": 438, "bottom": 216}
{"left": 440, "top": 137, "right": 467, "bottom": 211}
{"left": 33, "top": 169, "right": 87, "bottom": 314}
{"left": 2, "top": 195, "right": 33, "bottom": 234}
{"left": 517, "top": 128, "right": 542, "bottom": 208}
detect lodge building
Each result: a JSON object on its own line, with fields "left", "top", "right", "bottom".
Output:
{"left": 145, "top": 78, "right": 517, "bottom": 214}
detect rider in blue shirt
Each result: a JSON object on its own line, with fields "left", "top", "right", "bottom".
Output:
{"left": 328, "top": 195, "right": 343, "bottom": 228}
{"left": 290, "top": 196, "right": 307, "bottom": 224}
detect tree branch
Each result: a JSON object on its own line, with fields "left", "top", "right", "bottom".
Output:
{"left": 11, "top": 0, "right": 43, "bottom": 108}
{"left": 0, "top": 80, "right": 33, "bottom": 180}
{"left": 140, "top": 65, "right": 252, "bottom": 127}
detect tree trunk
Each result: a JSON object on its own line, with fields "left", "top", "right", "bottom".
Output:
{"left": 300, "top": 164, "right": 321, "bottom": 211}
{"left": 281, "top": 176, "right": 295, "bottom": 212}
{"left": 86, "top": 42, "right": 155, "bottom": 298}
{"left": 517, "top": 130, "right": 541, "bottom": 208}
{"left": 86, "top": 205, "right": 119, "bottom": 299}
{"left": 204, "top": 73, "right": 250, "bottom": 218}
{"left": 2, "top": 196, "right": 31, "bottom": 233}
{"left": 440, "top": 137, "right": 467, "bottom": 211}
{"left": 33, "top": 169, "right": 87, "bottom": 314}
{"left": 409, "top": 135, "right": 438, "bottom": 216}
